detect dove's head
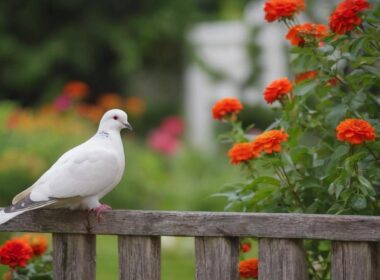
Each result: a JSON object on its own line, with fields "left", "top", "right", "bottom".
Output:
{"left": 99, "top": 109, "right": 132, "bottom": 132}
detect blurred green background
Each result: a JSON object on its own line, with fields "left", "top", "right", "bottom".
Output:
{"left": 0, "top": 0, "right": 253, "bottom": 279}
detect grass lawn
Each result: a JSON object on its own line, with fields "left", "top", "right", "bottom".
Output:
{"left": 97, "top": 235, "right": 194, "bottom": 280}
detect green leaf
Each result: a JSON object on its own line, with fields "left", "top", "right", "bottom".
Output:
{"left": 318, "top": 45, "right": 334, "bottom": 55}
{"left": 357, "top": 175, "right": 375, "bottom": 195}
{"left": 330, "top": 145, "right": 350, "bottom": 162}
{"left": 290, "top": 147, "right": 313, "bottom": 167}
{"left": 298, "top": 177, "right": 322, "bottom": 189}
{"left": 325, "top": 104, "right": 348, "bottom": 126}
{"left": 344, "top": 152, "right": 367, "bottom": 172}
{"left": 294, "top": 79, "right": 320, "bottom": 96}
{"left": 250, "top": 186, "right": 277, "bottom": 202}
{"left": 247, "top": 176, "right": 281, "bottom": 189}
{"left": 335, "top": 183, "right": 345, "bottom": 200}
{"left": 350, "top": 195, "right": 367, "bottom": 210}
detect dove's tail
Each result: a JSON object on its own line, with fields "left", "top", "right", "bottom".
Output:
{"left": 0, "top": 209, "right": 26, "bottom": 225}
{"left": 0, "top": 195, "right": 58, "bottom": 225}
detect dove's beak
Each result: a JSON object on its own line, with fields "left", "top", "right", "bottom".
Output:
{"left": 124, "top": 122, "right": 133, "bottom": 130}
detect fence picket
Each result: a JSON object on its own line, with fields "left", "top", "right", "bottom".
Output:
{"left": 195, "top": 237, "right": 239, "bottom": 280}
{"left": 118, "top": 235, "right": 161, "bottom": 280}
{"left": 259, "top": 238, "right": 309, "bottom": 280}
{"left": 332, "top": 241, "right": 379, "bottom": 280}
{"left": 52, "top": 233, "right": 96, "bottom": 280}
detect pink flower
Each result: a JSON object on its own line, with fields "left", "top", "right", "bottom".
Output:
{"left": 53, "top": 95, "right": 71, "bottom": 112}
{"left": 148, "top": 129, "right": 180, "bottom": 156}
{"left": 160, "top": 116, "right": 185, "bottom": 137}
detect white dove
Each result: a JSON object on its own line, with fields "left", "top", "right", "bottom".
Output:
{"left": 0, "top": 108, "right": 132, "bottom": 225}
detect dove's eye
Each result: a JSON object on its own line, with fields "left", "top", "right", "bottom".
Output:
{"left": 113, "top": 116, "right": 118, "bottom": 120}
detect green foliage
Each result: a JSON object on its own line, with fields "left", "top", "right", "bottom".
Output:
{"left": 10, "top": 255, "right": 53, "bottom": 280}
{"left": 217, "top": 3, "right": 380, "bottom": 216}
{"left": 0, "top": 0, "right": 196, "bottom": 104}
{"left": 214, "top": 3, "right": 380, "bottom": 279}
{"left": 0, "top": 0, "right": 251, "bottom": 106}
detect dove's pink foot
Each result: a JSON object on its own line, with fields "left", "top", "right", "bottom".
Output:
{"left": 91, "top": 204, "right": 112, "bottom": 222}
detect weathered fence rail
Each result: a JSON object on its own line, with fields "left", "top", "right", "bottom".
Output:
{"left": 1, "top": 209, "right": 380, "bottom": 279}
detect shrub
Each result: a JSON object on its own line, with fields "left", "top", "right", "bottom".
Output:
{"left": 214, "top": 1, "right": 380, "bottom": 278}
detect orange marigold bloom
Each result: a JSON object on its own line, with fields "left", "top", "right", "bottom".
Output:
{"left": 329, "top": 0, "right": 370, "bottom": 34}
{"left": 3, "top": 271, "right": 11, "bottom": 280}
{"left": 98, "top": 93, "right": 123, "bottom": 110}
{"left": 336, "top": 119, "right": 376, "bottom": 145}
{"left": 252, "top": 129, "right": 288, "bottom": 154}
{"left": 295, "top": 70, "right": 318, "bottom": 84}
{"left": 264, "top": 0, "right": 305, "bottom": 22}
{"left": 0, "top": 239, "right": 33, "bottom": 268}
{"left": 239, "top": 258, "right": 258, "bottom": 279}
{"left": 263, "top": 78, "right": 293, "bottom": 104}
{"left": 327, "top": 77, "right": 339, "bottom": 86}
{"left": 20, "top": 234, "right": 48, "bottom": 256}
{"left": 76, "top": 104, "right": 104, "bottom": 123}
{"left": 228, "top": 143, "right": 258, "bottom": 165}
{"left": 124, "top": 96, "right": 146, "bottom": 117}
{"left": 212, "top": 98, "right": 243, "bottom": 121}
{"left": 62, "top": 81, "right": 89, "bottom": 100}
{"left": 240, "top": 242, "right": 252, "bottom": 253}
{"left": 286, "top": 23, "right": 328, "bottom": 46}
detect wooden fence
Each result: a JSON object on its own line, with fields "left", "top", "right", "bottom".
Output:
{"left": 1, "top": 209, "right": 380, "bottom": 280}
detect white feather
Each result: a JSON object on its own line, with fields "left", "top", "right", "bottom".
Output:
{"left": 0, "top": 209, "right": 25, "bottom": 225}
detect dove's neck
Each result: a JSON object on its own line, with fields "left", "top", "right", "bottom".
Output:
{"left": 95, "top": 128, "right": 124, "bottom": 152}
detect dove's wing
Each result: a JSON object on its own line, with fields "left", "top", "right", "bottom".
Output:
{"left": 5, "top": 141, "right": 122, "bottom": 217}
{"left": 0, "top": 143, "right": 122, "bottom": 225}
{"left": 29, "top": 145, "right": 122, "bottom": 202}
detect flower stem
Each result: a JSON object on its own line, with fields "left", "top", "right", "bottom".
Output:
{"left": 364, "top": 143, "right": 379, "bottom": 162}
{"left": 276, "top": 165, "right": 305, "bottom": 211}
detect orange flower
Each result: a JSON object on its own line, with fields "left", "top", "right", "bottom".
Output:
{"left": 20, "top": 234, "right": 48, "bottom": 256}
{"left": 62, "top": 81, "right": 89, "bottom": 100}
{"left": 124, "top": 96, "right": 146, "bottom": 117}
{"left": 252, "top": 130, "right": 288, "bottom": 154}
{"left": 329, "top": 0, "right": 370, "bottom": 34}
{"left": 263, "top": 78, "right": 293, "bottom": 104}
{"left": 327, "top": 77, "right": 339, "bottom": 86}
{"left": 336, "top": 119, "right": 376, "bottom": 145}
{"left": 240, "top": 242, "right": 252, "bottom": 253}
{"left": 212, "top": 98, "right": 243, "bottom": 121}
{"left": 3, "top": 271, "right": 11, "bottom": 280}
{"left": 239, "top": 258, "right": 258, "bottom": 279}
{"left": 295, "top": 71, "right": 318, "bottom": 84}
{"left": 76, "top": 104, "right": 104, "bottom": 123}
{"left": 264, "top": 0, "right": 305, "bottom": 22}
{"left": 98, "top": 93, "right": 123, "bottom": 110}
{"left": 0, "top": 239, "right": 33, "bottom": 268}
{"left": 286, "top": 23, "right": 328, "bottom": 46}
{"left": 228, "top": 143, "right": 258, "bottom": 165}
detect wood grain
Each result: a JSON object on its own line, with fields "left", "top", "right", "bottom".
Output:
{"left": 118, "top": 236, "right": 160, "bottom": 280}
{"left": 195, "top": 237, "right": 239, "bottom": 280}
{"left": 1, "top": 209, "right": 380, "bottom": 241}
{"left": 259, "top": 238, "right": 309, "bottom": 280}
{"left": 332, "top": 241, "right": 380, "bottom": 280}
{"left": 53, "top": 233, "right": 96, "bottom": 280}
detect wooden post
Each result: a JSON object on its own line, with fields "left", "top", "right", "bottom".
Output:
{"left": 118, "top": 236, "right": 161, "bottom": 280}
{"left": 195, "top": 237, "right": 239, "bottom": 280}
{"left": 332, "top": 241, "right": 379, "bottom": 280}
{"left": 259, "top": 238, "right": 309, "bottom": 280}
{"left": 53, "top": 233, "right": 96, "bottom": 280}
